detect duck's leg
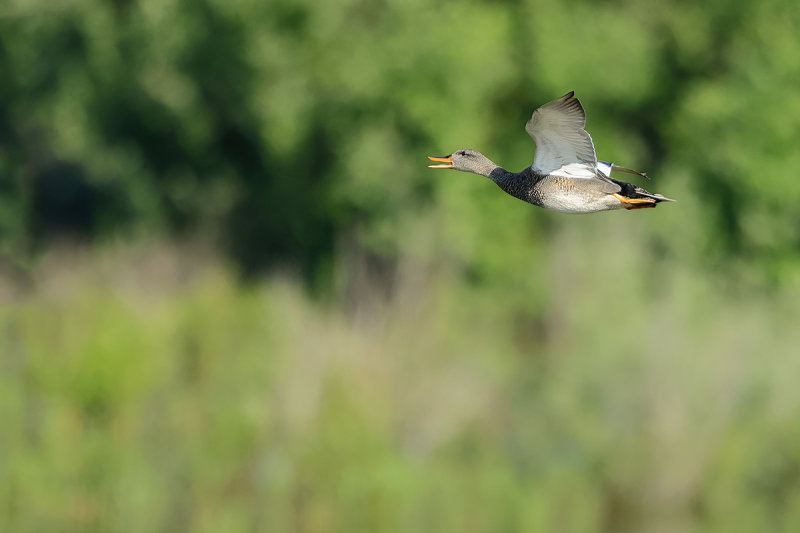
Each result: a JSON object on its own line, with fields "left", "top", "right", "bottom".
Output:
{"left": 612, "top": 193, "right": 656, "bottom": 209}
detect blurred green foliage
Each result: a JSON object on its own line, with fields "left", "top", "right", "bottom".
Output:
{"left": 3, "top": 0, "right": 800, "bottom": 531}
{"left": 3, "top": 241, "right": 800, "bottom": 532}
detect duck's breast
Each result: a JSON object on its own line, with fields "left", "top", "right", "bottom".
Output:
{"left": 530, "top": 177, "right": 624, "bottom": 213}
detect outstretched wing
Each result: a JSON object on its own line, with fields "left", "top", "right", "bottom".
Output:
{"left": 525, "top": 91, "right": 598, "bottom": 179}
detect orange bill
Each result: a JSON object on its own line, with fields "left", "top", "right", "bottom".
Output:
{"left": 427, "top": 155, "right": 454, "bottom": 169}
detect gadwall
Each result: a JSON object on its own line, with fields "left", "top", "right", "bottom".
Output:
{"left": 428, "top": 91, "right": 674, "bottom": 212}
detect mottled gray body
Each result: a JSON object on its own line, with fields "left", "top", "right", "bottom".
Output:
{"left": 488, "top": 166, "right": 627, "bottom": 213}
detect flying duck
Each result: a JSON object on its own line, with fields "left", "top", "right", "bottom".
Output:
{"left": 428, "top": 91, "right": 674, "bottom": 212}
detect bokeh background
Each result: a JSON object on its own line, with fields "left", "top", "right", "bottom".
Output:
{"left": 3, "top": 0, "right": 800, "bottom": 531}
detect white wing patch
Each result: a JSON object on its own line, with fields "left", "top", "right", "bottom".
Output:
{"left": 596, "top": 160, "right": 613, "bottom": 178}
{"left": 549, "top": 162, "right": 598, "bottom": 179}
{"left": 526, "top": 91, "right": 599, "bottom": 179}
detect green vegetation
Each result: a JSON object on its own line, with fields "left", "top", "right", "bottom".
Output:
{"left": 2, "top": 0, "right": 800, "bottom": 531}
{"left": 4, "top": 241, "right": 800, "bottom": 532}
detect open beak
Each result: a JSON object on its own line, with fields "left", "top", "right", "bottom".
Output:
{"left": 427, "top": 155, "right": 454, "bottom": 169}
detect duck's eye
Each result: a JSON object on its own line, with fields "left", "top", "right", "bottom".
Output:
{"left": 458, "top": 151, "right": 466, "bottom": 156}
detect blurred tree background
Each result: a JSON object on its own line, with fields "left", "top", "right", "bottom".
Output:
{"left": 2, "top": 0, "right": 800, "bottom": 531}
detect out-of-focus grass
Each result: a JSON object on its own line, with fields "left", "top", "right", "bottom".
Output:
{"left": 2, "top": 235, "right": 800, "bottom": 533}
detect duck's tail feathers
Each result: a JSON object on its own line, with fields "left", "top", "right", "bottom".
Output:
{"left": 610, "top": 179, "right": 676, "bottom": 209}
{"left": 634, "top": 188, "right": 676, "bottom": 203}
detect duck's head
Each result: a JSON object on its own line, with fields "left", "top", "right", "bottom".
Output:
{"left": 428, "top": 149, "right": 497, "bottom": 177}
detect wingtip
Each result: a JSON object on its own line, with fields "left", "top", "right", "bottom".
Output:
{"left": 562, "top": 90, "right": 575, "bottom": 100}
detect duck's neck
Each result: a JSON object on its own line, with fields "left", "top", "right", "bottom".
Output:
{"left": 486, "top": 166, "right": 515, "bottom": 185}
{"left": 465, "top": 156, "right": 526, "bottom": 188}
{"left": 487, "top": 166, "right": 543, "bottom": 203}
